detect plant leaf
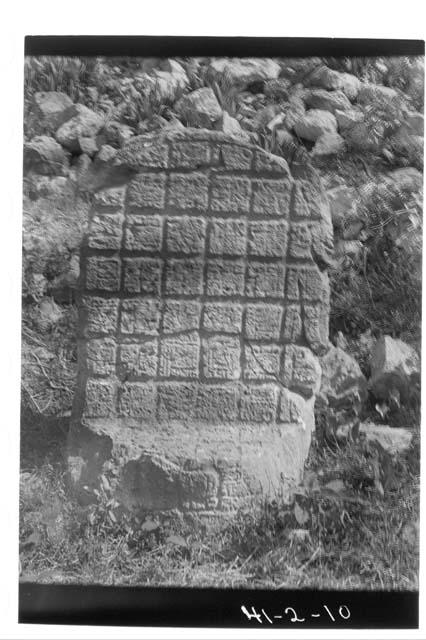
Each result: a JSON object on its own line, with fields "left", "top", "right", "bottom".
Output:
{"left": 294, "top": 502, "right": 309, "bottom": 526}
{"left": 166, "top": 534, "right": 187, "bottom": 548}
{"left": 303, "top": 470, "right": 320, "bottom": 493}
{"left": 288, "top": 528, "right": 311, "bottom": 543}
{"left": 375, "top": 402, "right": 389, "bottom": 419}
{"left": 324, "top": 479, "right": 346, "bottom": 494}
{"left": 374, "top": 478, "right": 385, "bottom": 497}
{"left": 141, "top": 519, "right": 159, "bottom": 532}
{"left": 401, "top": 522, "right": 419, "bottom": 545}
{"left": 100, "top": 474, "right": 111, "bottom": 492}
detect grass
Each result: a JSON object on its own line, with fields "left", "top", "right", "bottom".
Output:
{"left": 22, "top": 180, "right": 89, "bottom": 301}
{"left": 329, "top": 173, "right": 422, "bottom": 345}
{"left": 21, "top": 307, "right": 77, "bottom": 418}
{"left": 20, "top": 54, "right": 422, "bottom": 591}
{"left": 20, "top": 408, "right": 420, "bottom": 589}
{"left": 24, "top": 56, "right": 99, "bottom": 102}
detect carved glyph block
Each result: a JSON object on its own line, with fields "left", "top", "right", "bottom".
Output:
{"left": 70, "top": 129, "right": 331, "bottom": 519}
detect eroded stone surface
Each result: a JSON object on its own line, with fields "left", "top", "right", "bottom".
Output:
{"left": 369, "top": 335, "right": 420, "bottom": 402}
{"left": 68, "top": 128, "right": 332, "bottom": 520}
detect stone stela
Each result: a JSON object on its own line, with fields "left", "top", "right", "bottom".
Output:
{"left": 68, "top": 129, "right": 333, "bottom": 518}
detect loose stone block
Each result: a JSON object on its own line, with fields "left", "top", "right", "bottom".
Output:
{"left": 123, "top": 258, "right": 162, "bottom": 295}
{"left": 84, "top": 378, "right": 116, "bottom": 417}
{"left": 244, "top": 344, "right": 281, "bottom": 380}
{"left": 208, "top": 219, "right": 247, "bottom": 256}
{"left": 247, "top": 220, "right": 288, "bottom": 257}
{"left": 165, "top": 259, "right": 204, "bottom": 296}
{"left": 119, "top": 340, "right": 158, "bottom": 378}
{"left": 88, "top": 214, "right": 123, "bottom": 250}
{"left": 203, "top": 302, "right": 243, "bottom": 334}
{"left": 245, "top": 303, "right": 283, "bottom": 340}
{"left": 210, "top": 175, "right": 251, "bottom": 213}
{"left": 124, "top": 215, "right": 162, "bottom": 252}
{"left": 246, "top": 261, "right": 285, "bottom": 298}
{"left": 221, "top": 144, "right": 253, "bottom": 170}
{"left": 127, "top": 173, "right": 167, "bottom": 210}
{"left": 252, "top": 178, "right": 291, "bottom": 216}
{"left": 160, "top": 333, "right": 200, "bottom": 378}
{"left": 240, "top": 385, "right": 278, "bottom": 423}
{"left": 169, "top": 141, "right": 211, "bottom": 168}
{"left": 282, "top": 345, "right": 321, "bottom": 397}
{"left": 282, "top": 305, "right": 303, "bottom": 342}
{"left": 163, "top": 300, "right": 201, "bottom": 333}
{"left": 86, "top": 338, "right": 117, "bottom": 376}
{"left": 202, "top": 336, "right": 241, "bottom": 379}
{"left": 194, "top": 385, "right": 239, "bottom": 422}
{"left": 206, "top": 259, "right": 245, "bottom": 297}
{"left": 168, "top": 172, "right": 209, "bottom": 210}
{"left": 286, "top": 265, "right": 329, "bottom": 302}
{"left": 86, "top": 257, "right": 121, "bottom": 291}
{"left": 120, "top": 299, "right": 161, "bottom": 335}
{"left": 157, "top": 382, "right": 197, "bottom": 421}
{"left": 166, "top": 216, "right": 206, "bottom": 254}
{"left": 83, "top": 297, "right": 119, "bottom": 336}
{"left": 118, "top": 382, "right": 156, "bottom": 418}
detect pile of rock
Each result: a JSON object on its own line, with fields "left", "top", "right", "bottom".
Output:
{"left": 328, "top": 165, "right": 422, "bottom": 272}
{"left": 24, "top": 57, "right": 424, "bottom": 186}
{"left": 212, "top": 58, "right": 424, "bottom": 162}
{"left": 319, "top": 335, "right": 420, "bottom": 454}
{"left": 25, "top": 91, "right": 109, "bottom": 184}
{"left": 22, "top": 56, "right": 422, "bottom": 516}
{"left": 23, "top": 56, "right": 423, "bottom": 326}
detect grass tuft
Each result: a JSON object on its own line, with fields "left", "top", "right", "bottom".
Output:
{"left": 19, "top": 424, "right": 420, "bottom": 589}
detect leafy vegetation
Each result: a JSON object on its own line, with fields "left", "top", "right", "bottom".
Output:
{"left": 20, "top": 418, "right": 419, "bottom": 589}
{"left": 24, "top": 56, "right": 99, "bottom": 102}
{"left": 330, "top": 176, "right": 422, "bottom": 344}
{"left": 324, "top": 56, "right": 424, "bottom": 112}
{"left": 21, "top": 54, "right": 422, "bottom": 589}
